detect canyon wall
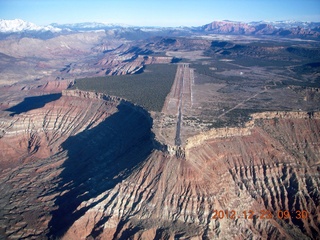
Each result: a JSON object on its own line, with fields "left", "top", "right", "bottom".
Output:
{"left": 0, "top": 91, "right": 319, "bottom": 239}
{"left": 0, "top": 90, "right": 155, "bottom": 239}
{"left": 185, "top": 111, "right": 320, "bottom": 150}
{"left": 61, "top": 114, "right": 320, "bottom": 239}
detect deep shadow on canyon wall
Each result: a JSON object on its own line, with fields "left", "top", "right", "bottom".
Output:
{"left": 47, "top": 101, "right": 154, "bottom": 239}
{"left": 6, "top": 93, "right": 62, "bottom": 116}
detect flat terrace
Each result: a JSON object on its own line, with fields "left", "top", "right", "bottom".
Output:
{"left": 70, "top": 64, "right": 177, "bottom": 112}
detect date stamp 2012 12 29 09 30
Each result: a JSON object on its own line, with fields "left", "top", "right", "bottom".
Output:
{"left": 212, "top": 209, "right": 309, "bottom": 220}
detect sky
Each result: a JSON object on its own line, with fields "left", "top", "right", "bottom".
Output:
{"left": 0, "top": 0, "right": 320, "bottom": 27}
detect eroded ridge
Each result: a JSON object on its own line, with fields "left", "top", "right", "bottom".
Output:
{"left": 0, "top": 90, "right": 154, "bottom": 239}
{"left": 59, "top": 112, "right": 320, "bottom": 240}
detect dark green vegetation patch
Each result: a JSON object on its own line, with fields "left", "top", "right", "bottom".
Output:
{"left": 71, "top": 64, "right": 177, "bottom": 112}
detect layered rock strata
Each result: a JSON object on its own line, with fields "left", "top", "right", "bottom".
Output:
{"left": 61, "top": 112, "right": 320, "bottom": 239}
{"left": 0, "top": 90, "right": 154, "bottom": 239}
{"left": 0, "top": 90, "right": 319, "bottom": 239}
{"left": 185, "top": 111, "right": 320, "bottom": 150}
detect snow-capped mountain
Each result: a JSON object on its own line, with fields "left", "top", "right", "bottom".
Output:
{"left": 0, "top": 19, "right": 61, "bottom": 33}
{"left": 51, "top": 22, "right": 133, "bottom": 31}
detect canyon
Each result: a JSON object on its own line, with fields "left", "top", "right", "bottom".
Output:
{"left": 0, "top": 89, "right": 319, "bottom": 239}
{"left": 0, "top": 20, "right": 319, "bottom": 239}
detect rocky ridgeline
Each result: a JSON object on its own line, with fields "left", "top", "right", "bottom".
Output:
{"left": 250, "top": 110, "right": 320, "bottom": 120}
{"left": 61, "top": 115, "right": 320, "bottom": 239}
{"left": 0, "top": 90, "right": 120, "bottom": 137}
{"left": 62, "top": 89, "right": 154, "bottom": 122}
{"left": 161, "top": 110, "right": 320, "bottom": 158}
{"left": 185, "top": 111, "right": 320, "bottom": 151}
{"left": 62, "top": 89, "right": 121, "bottom": 102}
{"left": 0, "top": 91, "right": 123, "bottom": 171}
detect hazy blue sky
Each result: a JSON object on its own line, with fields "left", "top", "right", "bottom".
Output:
{"left": 1, "top": 0, "right": 319, "bottom": 26}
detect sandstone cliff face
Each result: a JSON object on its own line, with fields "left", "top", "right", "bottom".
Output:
{"left": 0, "top": 91, "right": 118, "bottom": 167}
{"left": 0, "top": 91, "right": 319, "bottom": 239}
{"left": 185, "top": 111, "right": 320, "bottom": 150}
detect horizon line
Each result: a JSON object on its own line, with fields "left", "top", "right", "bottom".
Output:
{"left": 1, "top": 18, "right": 320, "bottom": 29}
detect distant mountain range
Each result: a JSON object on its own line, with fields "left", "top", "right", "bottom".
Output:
{"left": 1, "top": 19, "right": 320, "bottom": 38}
{"left": 0, "top": 19, "right": 132, "bottom": 33}
{"left": 51, "top": 22, "right": 133, "bottom": 31}
{"left": 201, "top": 20, "right": 320, "bottom": 37}
{"left": 0, "top": 19, "right": 61, "bottom": 33}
